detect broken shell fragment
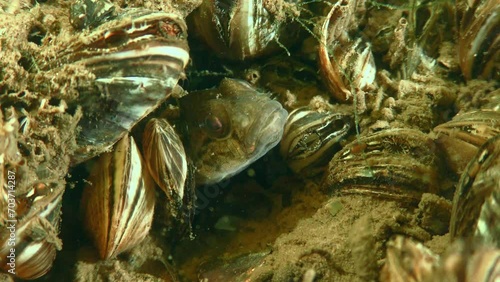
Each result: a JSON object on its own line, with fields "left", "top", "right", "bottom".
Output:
{"left": 81, "top": 134, "right": 156, "bottom": 259}
{"left": 280, "top": 106, "right": 353, "bottom": 176}
{"left": 142, "top": 118, "right": 187, "bottom": 210}
{"left": 450, "top": 134, "right": 500, "bottom": 247}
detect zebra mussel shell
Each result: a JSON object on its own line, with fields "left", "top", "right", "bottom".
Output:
{"left": 450, "top": 134, "right": 500, "bottom": 247}
{"left": 433, "top": 110, "right": 500, "bottom": 175}
{"left": 69, "top": 0, "right": 115, "bottom": 30}
{"left": 381, "top": 236, "right": 500, "bottom": 282}
{"left": 456, "top": 0, "right": 499, "bottom": 80}
{"left": 437, "top": 243, "right": 500, "bottom": 282}
{"left": 322, "top": 128, "right": 446, "bottom": 204}
{"left": 380, "top": 236, "right": 439, "bottom": 282}
{"left": 142, "top": 118, "right": 187, "bottom": 214}
{"left": 280, "top": 106, "right": 353, "bottom": 176}
{"left": 81, "top": 134, "right": 156, "bottom": 259}
{"left": 0, "top": 182, "right": 64, "bottom": 280}
{"left": 190, "top": 0, "right": 298, "bottom": 60}
{"left": 53, "top": 8, "right": 190, "bottom": 164}
{"left": 318, "top": 2, "right": 376, "bottom": 102}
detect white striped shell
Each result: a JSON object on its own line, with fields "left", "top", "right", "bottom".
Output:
{"left": 81, "top": 134, "right": 156, "bottom": 259}
{"left": 142, "top": 118, "right": 187, "bottom": 214}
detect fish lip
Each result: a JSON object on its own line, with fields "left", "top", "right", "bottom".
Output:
{"left": 244, "top": 103, "right": 287, "bottom": 156}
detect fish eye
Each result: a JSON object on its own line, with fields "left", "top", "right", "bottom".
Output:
{"left": 205, "top": 116, "right": 223, "bottom": 132}
{"left": 203, "top": 113, "right": 230, "bottom": 139}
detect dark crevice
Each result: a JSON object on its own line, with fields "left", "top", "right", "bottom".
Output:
{"left": 28, "top": 25, "right": 46, "bottom": 45}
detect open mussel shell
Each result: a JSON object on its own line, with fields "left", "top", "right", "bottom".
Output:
{"left": 433, "top": 110, "right": 500, "bottom": 175}
{"left": 81, "top": 134, "right": 156, "bottom": 259}
{"left": 318, "top": 2, "right": 376, "bottom": 102}
{"left": 0, "top": 182, "right": 64, "bottom": 279}
{"left": 143, "top": 118, "right": 187, "bottom": 210}
{"left": 456, "top": 0, "right": 499, "bottom": 80}
{"left": 322, "top": 128, "right": 446, "bottom": 204}
{"left": 280, "top": 106, "right": 353, "bottom": 176}
{"left": 59, "top": 8, "right": 190, "bottom": 164}
{"left": 450, "top": 134, "right": 500, "bottom": 247}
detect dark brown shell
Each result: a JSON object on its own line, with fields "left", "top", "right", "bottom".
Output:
{"left": 322, "top": 128, "right": 447, "bottom": 204}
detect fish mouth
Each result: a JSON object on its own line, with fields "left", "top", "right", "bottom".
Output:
{"left": 244, "top": 102, "right": 288, "bottom": 158}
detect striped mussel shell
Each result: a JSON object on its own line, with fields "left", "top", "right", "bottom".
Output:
{"left": 437, "top": 242, "right": 500, "bottom": 282}
{"left": 198, "top": 251, "right": 269, "bottom": 281}
{"left": 450, "top": 134, "right": 500, "bottom": 248}
{"left": 50, "top": 8, "right": 190, "bottom": 164}
{"left": 456, "top": 0, "right": 499, "bottom": 80}
{"left": 0, "top": 182, "right": 64, "bottom": 279}
{"left": 321, "top": 128, "right": 446, "bottom": 204}
{"left": 380, "top": 236, "right": 439, "bottom": 282}
{"left": 69, "top": 0, "right": 115, "bottom": 30}
{"left": 190, "top": 0, "right": 299, "bottom": 60}
{"left": 280, "top": 106, "right": 353, "bottom": 176}
{"left": 433, "top": 110, "right": 500, "bottom": 175}
{"left": 381, "top": 236, "right": 500, "bottom": 282}
{"left": 81, "top": 134, "right": 156, "bottom": 259}
{"left": 142, "top": 118, "right": 187, "bottom": 214}
{"left": 318, "top": 2, "right": 376, "bottom": 102}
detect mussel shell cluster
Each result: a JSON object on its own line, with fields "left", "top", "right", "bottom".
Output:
{"left": 1, "top": 0, "right": 499, "bottom": 280}
{"left": 1, "top": 3, "right": 192, "bottom": 278}
{"left": 60, "top": 8, "right": 190, "bottom": 164}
